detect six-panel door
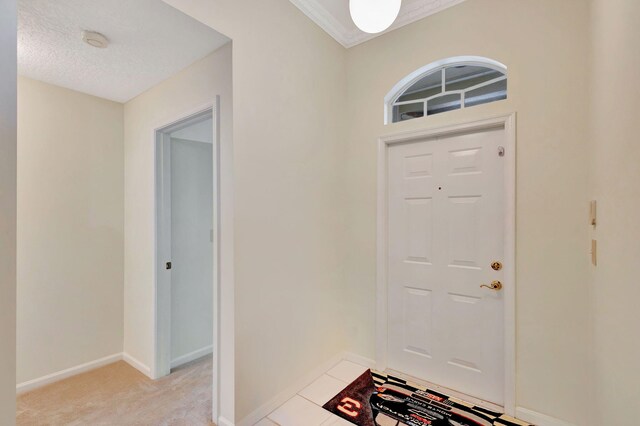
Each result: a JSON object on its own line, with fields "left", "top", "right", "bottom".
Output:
{"left": 387, "top": 127, "right": 506, "bottom": 405}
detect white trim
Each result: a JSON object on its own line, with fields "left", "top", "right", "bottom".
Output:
{"left": 217, "top": 417, "right": 235, "bottom": 426}
{"left": 170, "top": 345, "right": 214, "bottom": 369}
{"left": 289, "top": 0, "right": 468, "bottom": 48}
{"left": 288, "top": 0, "right": 351, "bottom": 47}
{"left": 16, "top": 353, "right": 123, "bottom": 394}
{"left": 342, "top": 352, "right": 376, "bottom": 369}
{"left": 237, "top": 352, "right": 347, "bottom": 426}
{"left": 210, "top": 97, "right": 221, "bottom": 423}
{"left": 153, "top": 98, "right": 234, "bottom": 425}
{"left": 216, "top": 93, "right": 236, "bottom": 425}
{"left": 153, "top": 103, "right": 214, "bottom": 376}
{"left": 123, "top": 352, "right": 153, "bottom": 378}
{"left": 515, "top": 407, "right": 576, "bottom": 426}
{"left": 154, "top": 105, "right": 214, "bottom": 380}
{"left": 502, "top": 113, "right": 517, "bottom": 416}
{"left": 376, "top": 113, "right": 517, "bottom": 416}
{"left": 155, "top": 128, "right": 172, "bottom": 380}
{"left": 384, "top": 56, "right": 508, "bottom": 125}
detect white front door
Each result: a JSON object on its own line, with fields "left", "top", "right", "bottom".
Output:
{"left": 387, "top": 127, "right": 506, "bottom": 405}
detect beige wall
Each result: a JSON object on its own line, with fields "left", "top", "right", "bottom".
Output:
{"left": 344, "top": 1, "right": 591, "bottom": 424}
{"left": 0, "top": 0, "right": 17, "bottom": 423}
{"left": 16, "top": 77, "right": 124, "bottom": 384}
{"left": 123, "top": 43, "right": 233, "bottom": 417}
{"left": 9, "top": 1, "right": 634, "bottom": 425}
{"left": 160, "top": 1, "right": 349, "bottom": 422}
{"left": 590, "top": 0, "right": 640, "bottom": 424}
{"left": 164, "top": 0, "right": 599, "bottom": 423}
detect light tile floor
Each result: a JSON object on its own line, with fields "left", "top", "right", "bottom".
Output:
{"left": 257, "top": 359, "right": 529, "bottom": 426}
{"left": 256, "top": 359, "right": 368, "bottom": 426}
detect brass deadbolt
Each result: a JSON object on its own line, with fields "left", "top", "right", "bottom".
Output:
{"left": 491, "top": 261, "right": 503, "bottom": 271}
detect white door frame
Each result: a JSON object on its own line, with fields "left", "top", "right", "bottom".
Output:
{"left": 153, "top": 98, "right": 230, "bottom": 423}
{"left": 376, "top": 113, "right": 517, "bottom": 415}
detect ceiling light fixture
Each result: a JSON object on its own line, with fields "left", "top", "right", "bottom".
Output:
{"left": 82, "top": 30, "right": 109, "bottom": 49}
{"left": 349, "top": 0, "right": 402, "bottom": 34}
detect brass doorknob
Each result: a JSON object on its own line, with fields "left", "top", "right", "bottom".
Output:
{"left": 480, "top": 280, "right": 503, "bottom": 291}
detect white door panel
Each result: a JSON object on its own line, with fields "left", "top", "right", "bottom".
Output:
{"left": 387, "top": 127, "right": 505, "bottom": 405}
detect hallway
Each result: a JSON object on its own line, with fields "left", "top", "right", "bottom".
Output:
{"left": 17, "top": 356, "right": 214, "bottom": 425}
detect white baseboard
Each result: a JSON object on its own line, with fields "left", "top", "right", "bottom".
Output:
{"left": 342, "top": 351, "right": 376, "bottom": 369}
{"left": 237, "top": 351, "right": 348, "bottom": 426}
{"left": 122, "top": 352, "right": 152, "bottom": 378}
{"left": 171, "top": 345, "right": 213, "bottom": 369}
{"left": 516, "top": 407, "right": 576, "bottom": 426}
{"left": 16, "top": 350, "right": 573, "bottom": 426}
{"left": 218, "top": 416, "right": 235, "bottom": 426}
{"left": 16, "top": 353, "right": 122, "bottom": 394}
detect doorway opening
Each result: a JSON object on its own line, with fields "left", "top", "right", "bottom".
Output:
{"left": 154, "top": 102, "right": 221, "bottom": 417}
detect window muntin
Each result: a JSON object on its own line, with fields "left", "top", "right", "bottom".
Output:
{"left": 388, "top": 59, "right": 507, "bottom": 124}
{"left": 393, "top": 103, "right": 424, "bottom": 122}
{"left": 427, "top": 93, "right": 462, "bottom": 115}
{"left": 464, "top": 78, "right": 507, "bottom": 108}
{"left": 445, "top": 66, "right": 502, "bottom": 91}
{"left": 397, "top": 71, "right": 442, "bottom": 103}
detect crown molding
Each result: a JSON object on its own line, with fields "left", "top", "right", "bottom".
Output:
{"left": 290, "top": 0, "right": 468, "bottom": 48}
{"left": 289, "top": 0, "right": 352, "bottom": 47}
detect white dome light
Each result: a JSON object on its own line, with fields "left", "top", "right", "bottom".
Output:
{"left": 349, "top": 0, "right": 402, "bottom": 34}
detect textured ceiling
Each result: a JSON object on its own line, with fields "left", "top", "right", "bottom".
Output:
{"left": 290, "top": 0, "right": 467, "bottom": 48}
{"left": 18, "top": 0, "right": 229, "bottom": 103}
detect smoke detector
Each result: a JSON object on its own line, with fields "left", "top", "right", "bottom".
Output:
{"left": 82, "top": 30, "right": 109, "bottom": 48}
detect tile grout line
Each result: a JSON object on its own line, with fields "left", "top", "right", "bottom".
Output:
{"left": 264, "top": 359, "right": 368, "bottom": 426}
{"left": 266, "top": 365, "right": 356, "bottom": 426}
{"left": 296, "top": 392, "right": 324, "bottom": 408}
{"left": 324, "top": 372, "right": 345, "bottom": 382}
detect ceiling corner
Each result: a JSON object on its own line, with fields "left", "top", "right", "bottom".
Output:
{"left": 289, "top": 0, "right": 351, "bottom": 48}
{"left": 290, "top": 0, "right": 468, "bottom": 49}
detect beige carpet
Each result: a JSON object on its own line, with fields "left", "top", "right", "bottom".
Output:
{"left": 17, "top": 355, "right": 215, "bottom": 426}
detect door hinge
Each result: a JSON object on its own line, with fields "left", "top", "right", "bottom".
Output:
{"left": 498, "top": 146, "right": 505, "bottom": 157}
{"left": 165, "top": 261, "right": 172, "bottom": 270}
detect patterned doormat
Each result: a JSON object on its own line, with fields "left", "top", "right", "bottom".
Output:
{"left": 323, "top": 370, "right": 533, "bottom": 426}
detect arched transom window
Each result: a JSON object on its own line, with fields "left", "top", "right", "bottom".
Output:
{"left": 385, "top": 57, "right": 507, "bottom": 124}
